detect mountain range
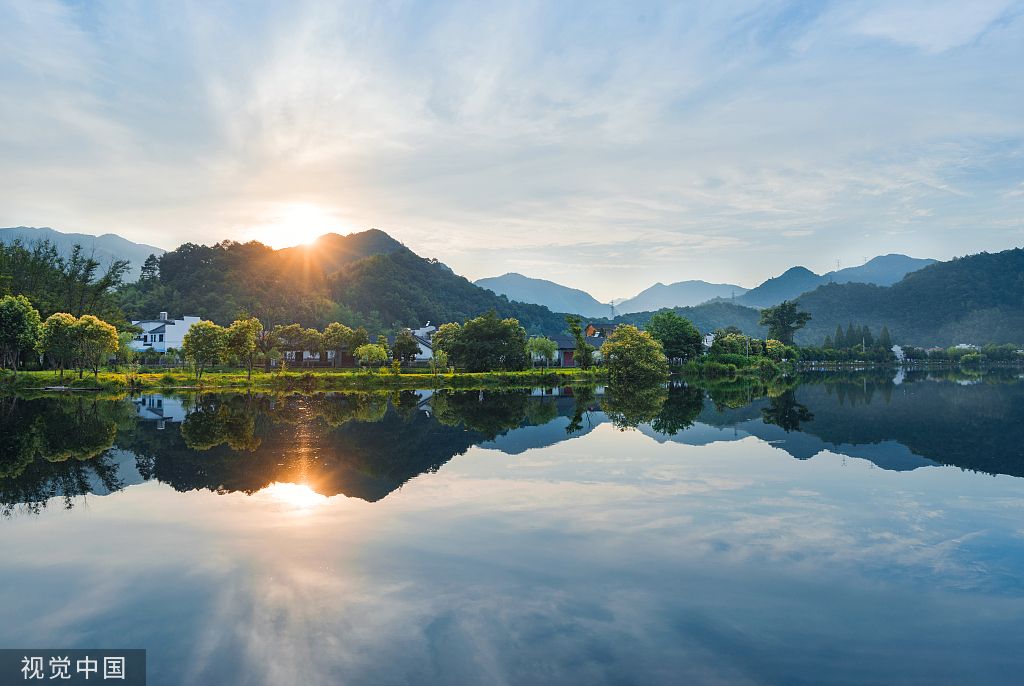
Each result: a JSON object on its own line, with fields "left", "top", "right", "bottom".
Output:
{"left": 0, "top": 226, "right": 165, "bottom": 280}
{"left": 477, "top": 254, "right": 935, "bottom": 314}
{"left": 4, "top": 225, "right": 1020, "bottom": 346}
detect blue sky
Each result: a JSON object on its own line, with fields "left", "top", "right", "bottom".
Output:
{"left": 1, "top": 0, "right": 1022, "bottom": 299}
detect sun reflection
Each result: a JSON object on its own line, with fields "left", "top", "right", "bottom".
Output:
{"left": 261, "top": 482, "right": 329, "bottom": 511}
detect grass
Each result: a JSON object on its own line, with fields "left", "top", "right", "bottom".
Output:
{"left": 2, "top": 366, "right": 607, "bottom": 393}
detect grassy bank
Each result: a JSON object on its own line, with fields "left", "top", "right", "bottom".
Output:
{"left": 676, "top": 354, "right": 789, "bottom": 380}
{"left": 2, "top": 367, "right": 606, "bottom": 393}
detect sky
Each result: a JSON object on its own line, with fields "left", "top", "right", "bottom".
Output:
{"left": 1, "top": 0, "right": 1022, "bottom": 301}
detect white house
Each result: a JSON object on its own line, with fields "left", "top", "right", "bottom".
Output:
{"left": 129, "top": 312, "right": 203, "bottom": 353}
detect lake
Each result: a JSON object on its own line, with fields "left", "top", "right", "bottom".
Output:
{"left": 3, "top": 370, "right": 1024, "bottom": 685}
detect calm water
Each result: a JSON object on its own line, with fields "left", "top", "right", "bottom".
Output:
{"left": 3, "top": 371, "right": 1024, "bottom": 685}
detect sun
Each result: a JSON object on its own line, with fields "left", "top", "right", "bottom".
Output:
{"left": 248, "top": 203, "right": 343, "bottom": 248}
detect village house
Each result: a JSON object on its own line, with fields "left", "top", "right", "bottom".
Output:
{"left": 548, "top": 335, "right": 606, "bottom": 367}
{"left": 129, "top": 312, "right": 203, "bottom": 353}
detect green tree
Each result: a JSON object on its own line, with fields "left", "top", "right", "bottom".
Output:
{"left": 645, "top": 311, "right": 702, "bottom": 362}
{"left": 758, "top": 300, "right": 811, "bottom": 345}
{"left": 879, "top": 326, "right": 892, "bottom": 351}
{"left": 0, "top": 295, "right": 42, "bottom": 373}
{"left": 39, "top": 312, "right": 78, "bottom": 378}
{"left": 446, "top": 311, "right": 528, "bottom": 372}
{"left": 354, "top": 343, "right": 388, "bottom": 369}
{"left": 322, "top": 322, "right": 354, "bottom": 367}
{"left": 140, "top": 254, "right": 160, "bottom": 281}
{"left": 71, "top": 314, "right": 119, "bottom": 378}
{"left": 834, "top": 324, "right": 845, "bottom": 349}
{"left": 565, "top": 315, "right": 594, "bottom": 369}
{"left": 526, "top": 336, "right": 557, "bottom": 368}
{"left": 182, "top": 320, "right": 225, "bottom": 380}
{"left": 392, "top": 329, "right": 422, "bottom": 364}
{"left": 823, "top": 335, "right": 833, "bottom": 349}
{"left": 431, "top": 323, "right": 462, "bottom": 356}
{"left": 226, "top": 317, "right": 263, "bottom": 380}
{"left": 600, "top": 325, "right": 669, "bottom": 385}
{"left": 347, "top": 326, "right": 370, "bottom": 351}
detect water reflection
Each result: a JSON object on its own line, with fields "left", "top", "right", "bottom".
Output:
{"left": 2, "top": 369, "right": 1023, "bottom": 515}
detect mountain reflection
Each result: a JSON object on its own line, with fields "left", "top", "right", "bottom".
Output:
{"left": 2, "top": 369, "right": 1023, "bottom": 514}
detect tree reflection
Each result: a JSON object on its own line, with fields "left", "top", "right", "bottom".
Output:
{"left": 601, "top": 383, "right": 668, "bottom": 430}
{"left": 0, "top": 395, "right": 128, "bottom": 516}
{"left": 760, "top": 390, "right": 814, "bottom": 432}
{"left": 650, "top": 385, "right": 704, "bottom": 436}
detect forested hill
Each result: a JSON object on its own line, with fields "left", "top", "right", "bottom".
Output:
{"left": 794, "top": 248, "right": 1024, "bottom": 346}
{"left": 118, "top": 230, "right": 571, "bottom": 334}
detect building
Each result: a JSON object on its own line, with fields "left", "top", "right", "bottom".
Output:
{"left": 129, "top": 312, "right": 203, "bottom": 353}
{"left": 549, "top": 335, "right": 605, "bottom": 367}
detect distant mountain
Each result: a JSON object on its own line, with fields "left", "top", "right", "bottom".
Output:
{"left": 475, "top": 273, "right": 610, "bottom": 318}
{"left": 0, "top": 226, "right": 166, "bottom": 280}
{"left": 738, "top": 266, "right": 823, "bottom": 308}
{"left": 794, "top": 248, "right": 1024, "bottom": 346}
{"left": 738, "top": 254, "right": 935, "bottom": 308}
{"left": 828, "top": 254, "right": 936, "bottom": 286}
{"left": 616, "top": 280, "right": 747, "bottom": 314}
{"left": 121, "top": 229, "right": 571, "bottom": 334}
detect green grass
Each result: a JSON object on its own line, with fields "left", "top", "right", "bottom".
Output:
{"left": 2, "top": 367, "right": 606, "bottom": 393}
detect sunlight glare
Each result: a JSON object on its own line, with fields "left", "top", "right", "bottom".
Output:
{"left": 247, "top": 203, "right": 342, "bottom": 248}
{"left": 261, "top": 482, "right": 329, "bottom": 511}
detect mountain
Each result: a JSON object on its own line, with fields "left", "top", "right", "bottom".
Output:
{"left": 475, "top": 273, "right": 610, "bottom": 318}
{"left": 793, "top": 248, "right": 1024, "bottom": 346}
{"left": 0, "top": 226, "right": 166, "bottom": 280}
{"left": 119, "top": 230, "right": 571, "bottom": 334}
{"left": 616, "top": 280, "right": 747, "bottom": 314}
{"left": 737, "top": 267, "right": 823, "bottom": 308}
{"left": 738, "top": 254, "right": 936, "bottom": 308}
{"left": 828, "top": 254, "right": 936, "bottom": 286}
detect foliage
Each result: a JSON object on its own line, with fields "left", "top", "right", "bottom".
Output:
{"left": 39, "top": 312, "right": 78, "bottom": 377}
{"left": 758, "top": 300, "right": 811, "bottom": 345}
{"left": 391, "top": 329, "right": 422, "bottom": 363}
{"left": 645, "top": 310, "right": 703, "bottom": 362}
{"left": 565, "top": 315, "right": 595, "bottom": 369}
{"left": 226, "top": 317, "right": 263, "bottom": 380}
{"left": 0, "top": 239, "right": 129, "bottom": 322}
{"left": 601, "top": 325, "right": 669, "bottom": 385}
{"left": 182, "top": 321, "right": 225, "bottom": 380}
{"left": 355, "top": 343, "right": 389, "bottom": 368}
{"left": 71, "top": 315, "right": 119, "bottom": 378}
{"left": 440, "top": 311, "right": 529, "bottom": 372}
{"left": 0, "top": 295, "right": 42, "bottom": 372}
{"left": 526, "top": 336, "right": 558, "bottom": 367}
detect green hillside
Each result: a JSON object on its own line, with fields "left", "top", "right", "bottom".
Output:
{"left": 795, "top": 248, "right": 1024, "bottom": 346}
{"left": 118, "top": 230, "right": 569, "bottom": 334}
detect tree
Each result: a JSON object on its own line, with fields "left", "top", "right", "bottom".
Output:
{"left": 834, "top": 325, "right": 845, "bottom": 349}
{"left": 0, "top": 295, "right": 42, "bottom": 373}
{"left": 600, "top": 324, "right": 669, "bottom": 385}
{"left": 182, "top": 320, "right": 225, "bottom": 380}
{"left": 430, "top": 349, "right": 449, "bottom": 377}
{"left": 445, "top": 311, "right": 528, "bottom": 372}
{"left": 255, "top": 327, "right": 281, "bottom": 371}
{"left": 526, "top": 336, "right": 557, "bottom": 368}
{"left": 823, "top": 335, "right": 833, "bottom": 349}
{"left": 645, "top": 311, "right": 702, "bottom": 362}
{"left": 392, "top": 329, "right": 422, "bottom": 364}
{"left": 431, "top": 323, "right": 462, "bottom": 356}
{"left": 758, "top": 300, "right": 811, "bottom": 345}
{"left": 565, "top": 315, "right": 594, "bottom": 369}
{"left": 879, "top": 326, "right": 892, "bottom": 351}
{"left": 226, "top": 317, "right": 263, "bottom": 381}
{"left": 354, "top": 343, "right": 388, "bottom": 369}
{"left": 39, "top": 312, "right": 78, "bottom": 378}
{"left": 71, "top": 314, "right": 119, "bottom": 378}
{"left": 322, "top": 322, "right": 354, "bottom": 367}
{"left": 140, "top": 254, "right": 160, "bottom": 281}
{"left": 347, "top": 326, "right": 370, "bottom": 350}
